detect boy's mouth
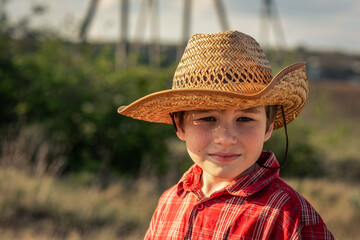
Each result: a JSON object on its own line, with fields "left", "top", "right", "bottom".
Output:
{"left": 208, "top": 152, "right": 241, "bottom": 162}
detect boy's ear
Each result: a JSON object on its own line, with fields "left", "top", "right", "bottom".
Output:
{"left": 264, "top": 123, "right": 274, "bottom": 142}
{"left": 174, "top": 118, "right": 186, "bottom": 141}
{"left": 176, "top": 129, "right": 186, "bottom": 141}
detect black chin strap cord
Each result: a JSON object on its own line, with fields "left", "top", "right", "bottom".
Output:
{"left": 258, "top": 105, "right": 289, "bottom": 170}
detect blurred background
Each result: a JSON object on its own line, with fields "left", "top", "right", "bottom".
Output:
{"left": 0, "top": 0, "right": 359, "bottom": 239}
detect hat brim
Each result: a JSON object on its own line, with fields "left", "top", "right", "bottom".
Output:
{"left": 118, "top": 62, "right": 308, "bottom": 129}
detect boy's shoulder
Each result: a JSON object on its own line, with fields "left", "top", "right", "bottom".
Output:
{"left": 264, "top": 177, "right": 325, "bottom": 226}
{"left": 269, "top": 177, "right": 313, "bottom": 207}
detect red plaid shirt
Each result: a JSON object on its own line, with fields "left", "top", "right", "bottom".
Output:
{"left": 145, "top": 151, "right": 335, "bottom": 239}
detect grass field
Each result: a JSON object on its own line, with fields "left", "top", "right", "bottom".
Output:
{"left": 304, "top": 82, "right": 360, "bottom": 160}
{"left": 0, "top": 81, "right": 359, "bottom": 239}
{"left": 0, "top": 168, "right": 359, "bottom": 239}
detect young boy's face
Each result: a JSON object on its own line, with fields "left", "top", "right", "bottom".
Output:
{"left": 176, "top": 107, "right": 273, "bottom": 181}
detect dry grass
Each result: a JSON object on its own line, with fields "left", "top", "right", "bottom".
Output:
{"left": 303, "top": 82, "right": 360, "bottom": 164}
{"left": 0, "top": 168, "right": 159, "bottom": 239}
{"left": 0, "top": 168, "right": 359, "bottom": 239}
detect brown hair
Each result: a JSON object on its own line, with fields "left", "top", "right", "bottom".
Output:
{"left": 265, "top": 105, "right": 278, "bottom": 132}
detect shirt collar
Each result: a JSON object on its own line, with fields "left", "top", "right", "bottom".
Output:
{"left": 177, "top": 164, "right": 203, "bottom": 198}
{"left": 177, "top": 151, "right": 280, "bottom": 198}
{"left": 226, "top": 151, "right": 279, "bottom": 197}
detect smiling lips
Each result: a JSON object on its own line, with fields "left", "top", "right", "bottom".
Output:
{"left": 209, "top": 152, "right": 241, "bottom": 162}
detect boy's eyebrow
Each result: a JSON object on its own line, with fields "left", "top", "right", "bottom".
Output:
{"left": 192, "top": 110, "right": 215, "bottom": 114}
{"left": 236, "top": 107, "right": 262, "bottom": 114}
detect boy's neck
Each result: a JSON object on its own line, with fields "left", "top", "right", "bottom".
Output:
{"left": 200, "top": 163, "right": 258, "bottom": 198}
{"left": 200, "top": 172, "right": 232, "bottom": 198}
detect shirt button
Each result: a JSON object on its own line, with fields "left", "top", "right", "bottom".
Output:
{"left": 197, "top": 204, "right": 204, "bottom": 211}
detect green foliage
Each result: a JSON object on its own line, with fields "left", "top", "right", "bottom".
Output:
{"left": 0, "top": 15, "right": 176, "bottom": 177}
{"left": 264, "top": 117, "right": 324, "bottom": 178}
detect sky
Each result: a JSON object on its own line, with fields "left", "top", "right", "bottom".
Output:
{"left": 4, "top": 0, "right": 360, "bottom": 53}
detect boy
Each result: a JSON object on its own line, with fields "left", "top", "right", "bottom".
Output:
{"left": 118, "top": 31, "right": 335, "bottom": 239}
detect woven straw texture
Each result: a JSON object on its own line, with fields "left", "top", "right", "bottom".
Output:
{"left": 118, "top": 31, "right": 309, "bottom": 129}
{"left": 173, "top": 31, "right": 273, "bottom": 94}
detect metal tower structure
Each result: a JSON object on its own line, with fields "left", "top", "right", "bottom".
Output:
{"left": 259, "top": 0, "right": 287, "bottom": 63}
{"left": 117, "top": 0, "right": 130, "bottom": 68}
{"left": 78, "top": 0, "right": 232, "bottom": 67}
{"left": 79, "top": 0, "right": 99, "bottom": 42}
{"left": 132, "top": 0, "right": 160, "bottom": 66}
{"left": 178, "top": 0, "right": 230, "bottom": 59}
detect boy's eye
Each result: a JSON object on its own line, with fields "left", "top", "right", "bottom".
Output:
{"left": 200, "top": 116, "right": 216, "bottom": 122}
{"left": 237, "top": 117, "right": 253, "bottom": 122}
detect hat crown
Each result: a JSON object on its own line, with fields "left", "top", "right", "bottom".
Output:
{"left": 173, "top": 30, "right": 273, "bottom": 93}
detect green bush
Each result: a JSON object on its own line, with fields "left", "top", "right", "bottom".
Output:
{"left": 264, "top": 117, "right": 324, "bottom": 178}
{"left": 0, "top": 29, "right": 175, "bottom": 177}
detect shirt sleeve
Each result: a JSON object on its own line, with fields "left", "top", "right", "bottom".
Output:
{"left": 280, "top": 189, "right": 336, "bottom": 240}
{"left": 290, "top": 193, "right": 336, "bottom": 240}
{"left": 300, "top": 222, "right": 335, "bottom": 240}
{"left": 144, "top": 203, "right": 159, "bottom": 240}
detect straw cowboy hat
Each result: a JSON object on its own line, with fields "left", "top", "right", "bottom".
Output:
{"left": 118, "top": 30, "right": 309, "bottom": 129}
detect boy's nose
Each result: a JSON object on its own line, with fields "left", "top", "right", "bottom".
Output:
{"left": 213, "top": 125, "right": 237, "bottom": 147}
